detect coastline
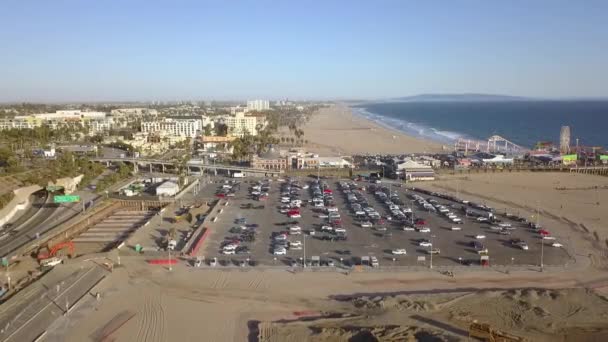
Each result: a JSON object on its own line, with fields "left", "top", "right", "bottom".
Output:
{"left": 294, "top": 104, "right": 445, "bottom": 156}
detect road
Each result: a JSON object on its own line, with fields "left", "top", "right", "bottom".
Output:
{"left": 0, "top": 190, "right": 101, "bottom": 258}
{"left": 0, "top": 263, "right": 107, "bottom": 342}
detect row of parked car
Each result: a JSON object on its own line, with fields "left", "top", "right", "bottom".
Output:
{"left": 272, "top": 178, "right": 306, "bottom": 255}
{"left": 249, "top": 179, "right": 270, "bottom": 201}
{"left": 219, "top": 217, "right": 256, "bottom": 255}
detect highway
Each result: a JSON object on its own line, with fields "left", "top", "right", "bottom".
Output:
{"left": 0, "top": 263, "right": 107, "bottom": 342}
{"left": 0, "top": 190, "right": 101, "bottom": 258}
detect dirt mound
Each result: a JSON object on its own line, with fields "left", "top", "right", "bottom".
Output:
{"left": 352, "top": 295, "right": 437, "bottom": 312}
{"left": 312, "top": 325, "right": 452, "bottom": 342}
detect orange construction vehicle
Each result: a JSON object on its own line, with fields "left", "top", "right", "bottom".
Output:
{"left": 36, "top": 241, "right": 75, "bottom": 261}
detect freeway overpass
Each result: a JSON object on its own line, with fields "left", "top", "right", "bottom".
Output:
{"left": 91, "top": 157, "right": 283, "bottom": 176}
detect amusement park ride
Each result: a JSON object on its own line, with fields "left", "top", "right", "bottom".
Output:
{"left": 454, "top": 135, "right": 528, "bottom": 155}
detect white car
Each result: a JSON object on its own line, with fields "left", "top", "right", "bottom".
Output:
{"left": 273, "top": 247, "right": 287, "bottom": 255}
{"left": 327, "top": 207, "right": 338, "bottom": 212}
{"left": 321, "top": 225, "right": 334, "bottom": 232}
{"left": 392, "top": 249, "right": 407, "bottom": 255}
{"left": 375, "top": 226, "right": 387, "bottom": 232}
{"left": 418, "top": 227, "right": 431, "bottom": 233}
{"left": 475, "top": 234, "right": 486, "bottom": 239}
{"left": 551, "top": 242, "right": 563, "bottom": 248}
{"left": 360, "top": 221, "right": 373, "bottom": 228}
{"left": 274, "top": 234, "right": 287, "bottom": 241}
{"left": 419, "top": 241, "right": 433, "bottom": 247}
{"left": 402, "top": 227, "right": 416, "bottom": 231}
{"left": 223, "top": 244, "right": 238, "bottom": 250}
{"left": 222, "top": 249, "right": 236, "bottom": 255}
{"left": 542, "top": 236, "right": 556, "bottom": 240}
{"left": 318, "top": 214, "right": 329, "bottom": 218}
{"left": 477, "top": 217, "right": 489, "bottom": 222}
{"left": 334, "top": 228, "right": 347, "bottom": 234}
{"left": 289, "top": 214, "right": 301, "bottom": 218}
{"left": 290, "top": 240, "right": 302, "bottom": 247}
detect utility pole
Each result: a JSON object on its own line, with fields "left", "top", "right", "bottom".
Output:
{"left": 303, "top": 234, "right": 306, "bottom": 268}
{"left": 169, "top": 249, "right": 172, "bottom": 272}
{"left": 429, "top": 234, "right": 434, "bottom": 269}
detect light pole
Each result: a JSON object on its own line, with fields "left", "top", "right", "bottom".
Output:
{"left": 168, "top": 249, "right": 172, "bottom": 272}
{"left": 303, "top": 234, "right": 306, "bottom": 268}
{"left": 429, "top": 235, "right": 434, "bottom": 269}
{"left": 458, "top": 257, "right": 462, "bottom": 265}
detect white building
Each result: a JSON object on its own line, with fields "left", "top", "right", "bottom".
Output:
{"left": 110, "top": 108, "right": 158, "bottom": 117}
{"left": 223, "top": 112, "right": 266, "bottom": 137}
{"left": 156, "top": 180, "right": 180, "bottom": 197}
{"left": 397, "top": 159, "right": 435, "bottom": 181}
{"left": 247, "top": 99, "right": 270, "bottom": 112}
{"left": 141, "top": 118, "right": 201, "bottom": 137}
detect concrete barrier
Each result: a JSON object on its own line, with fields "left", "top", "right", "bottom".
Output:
{"left": 0, "top": 185, "right": 42, "bottom": 227}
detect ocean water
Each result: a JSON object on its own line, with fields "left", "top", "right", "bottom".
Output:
{"left": 354, "top": 101, "right": 608, "bottom": 149}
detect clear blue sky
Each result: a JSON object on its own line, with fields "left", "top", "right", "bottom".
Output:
{"left": 1, "top": 1, "right": 607, "bottom": 102}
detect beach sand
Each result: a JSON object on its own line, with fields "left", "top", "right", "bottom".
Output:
{"left": 57, "top": 257, "right": 608, "bottom": 342}
{"left": 282, "top": 104, "right": 445, "bottom": 156}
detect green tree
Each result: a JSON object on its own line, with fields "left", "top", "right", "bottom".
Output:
{"left": 203, "top": 124, "right": 213, "bottom": 136}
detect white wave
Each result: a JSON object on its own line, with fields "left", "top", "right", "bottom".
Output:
{"left": 351, "top": 106, "right": 467, "bottom": 144}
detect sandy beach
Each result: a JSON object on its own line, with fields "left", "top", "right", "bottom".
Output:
{"left": 284, "top": 104, "right": 445, "bottom": 156}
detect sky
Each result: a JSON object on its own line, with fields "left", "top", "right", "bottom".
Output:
{"left": 0, "top": 1, "right": 607, "bottom": 102}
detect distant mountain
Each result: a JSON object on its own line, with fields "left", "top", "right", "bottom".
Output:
{"left": 391, "top": 93, "right": 532, "bottom": 102}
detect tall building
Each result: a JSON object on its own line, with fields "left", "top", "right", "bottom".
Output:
{"left": 141, "top": 118, "right": 201, "bottom": 137}
{"left": 560, "top": 126, "right": 571, "bottom": 154}
{"left": 223, "top": 112, "right": 266, "bottom": 137}
{"left": 247, "top": 99, "right": 270, "bottom": 112}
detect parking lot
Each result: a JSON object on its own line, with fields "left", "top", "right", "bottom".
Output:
{"left": 197, "top": 176, "right": 571, "bottom": 268}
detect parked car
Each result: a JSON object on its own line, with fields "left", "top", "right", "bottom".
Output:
{"left": 419, "top": 240, "right": 433, "bottom": 247}
{"left": 392, "top": 248, "right": 407, "bottom": 255}
{"left": 273, "top": 247, "right": 287, "bottom": 255}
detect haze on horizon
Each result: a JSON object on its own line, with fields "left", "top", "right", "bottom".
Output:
{"left": 1, "top": 1, "right": 607, "bottom": 102}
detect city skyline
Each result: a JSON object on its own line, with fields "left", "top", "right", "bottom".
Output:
{"left": 1, "top": 1, "right": 607, "bottom": 102}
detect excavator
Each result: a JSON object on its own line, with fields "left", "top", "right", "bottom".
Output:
{"left": 36, "top": 241, "right": 75, "bottom": 262}
{"left": 469, "top": 321, "right": 526, "bottom": 342}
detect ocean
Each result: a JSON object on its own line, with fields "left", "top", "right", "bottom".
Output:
{"left": 354, "top": 101, "right": 608, "bottom": 149}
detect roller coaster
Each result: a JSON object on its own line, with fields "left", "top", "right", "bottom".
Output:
{"left": 454, "top": 135, "right": 529, "bottom": 155}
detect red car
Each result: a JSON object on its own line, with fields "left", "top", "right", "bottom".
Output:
{"left": 415, "top": 219, "right": 426, "bottom": 226}
{"left": 539, "top": 229, "right": 550, "bottom": 236}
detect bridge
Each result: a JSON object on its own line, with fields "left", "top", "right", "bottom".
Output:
{"left": 454, "top": 135, "right": 529, "bottom": 155}
{"left": 91, "top": 157, "right": 283, "bottom": 176}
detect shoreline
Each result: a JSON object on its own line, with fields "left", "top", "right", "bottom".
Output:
{"left": 292, "top": 104, "right": 446, "bottom": 156}
{"left": 351, "top": 105, "right": 462, "bottom": 145}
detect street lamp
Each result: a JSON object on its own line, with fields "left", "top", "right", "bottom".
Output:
{"left": 303, "top": 234, "right": 307, "bottom": 268}
{"left": 458, "top": 257, "right": 462, "bottom": 265}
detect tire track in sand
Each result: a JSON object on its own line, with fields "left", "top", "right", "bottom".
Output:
{"left": 135, "top": 294, "right": 165, "bottom": 342}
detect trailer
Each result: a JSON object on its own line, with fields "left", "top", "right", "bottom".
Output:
{"left": 232, "top": 172, "right": 245, "bottom": 178}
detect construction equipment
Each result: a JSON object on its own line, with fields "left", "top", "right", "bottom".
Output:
{"left": 36, "top": 241, "right": 75, "bottom": 261}
{"left": 469, "top": 322, "right": 526, "bottom": 342}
